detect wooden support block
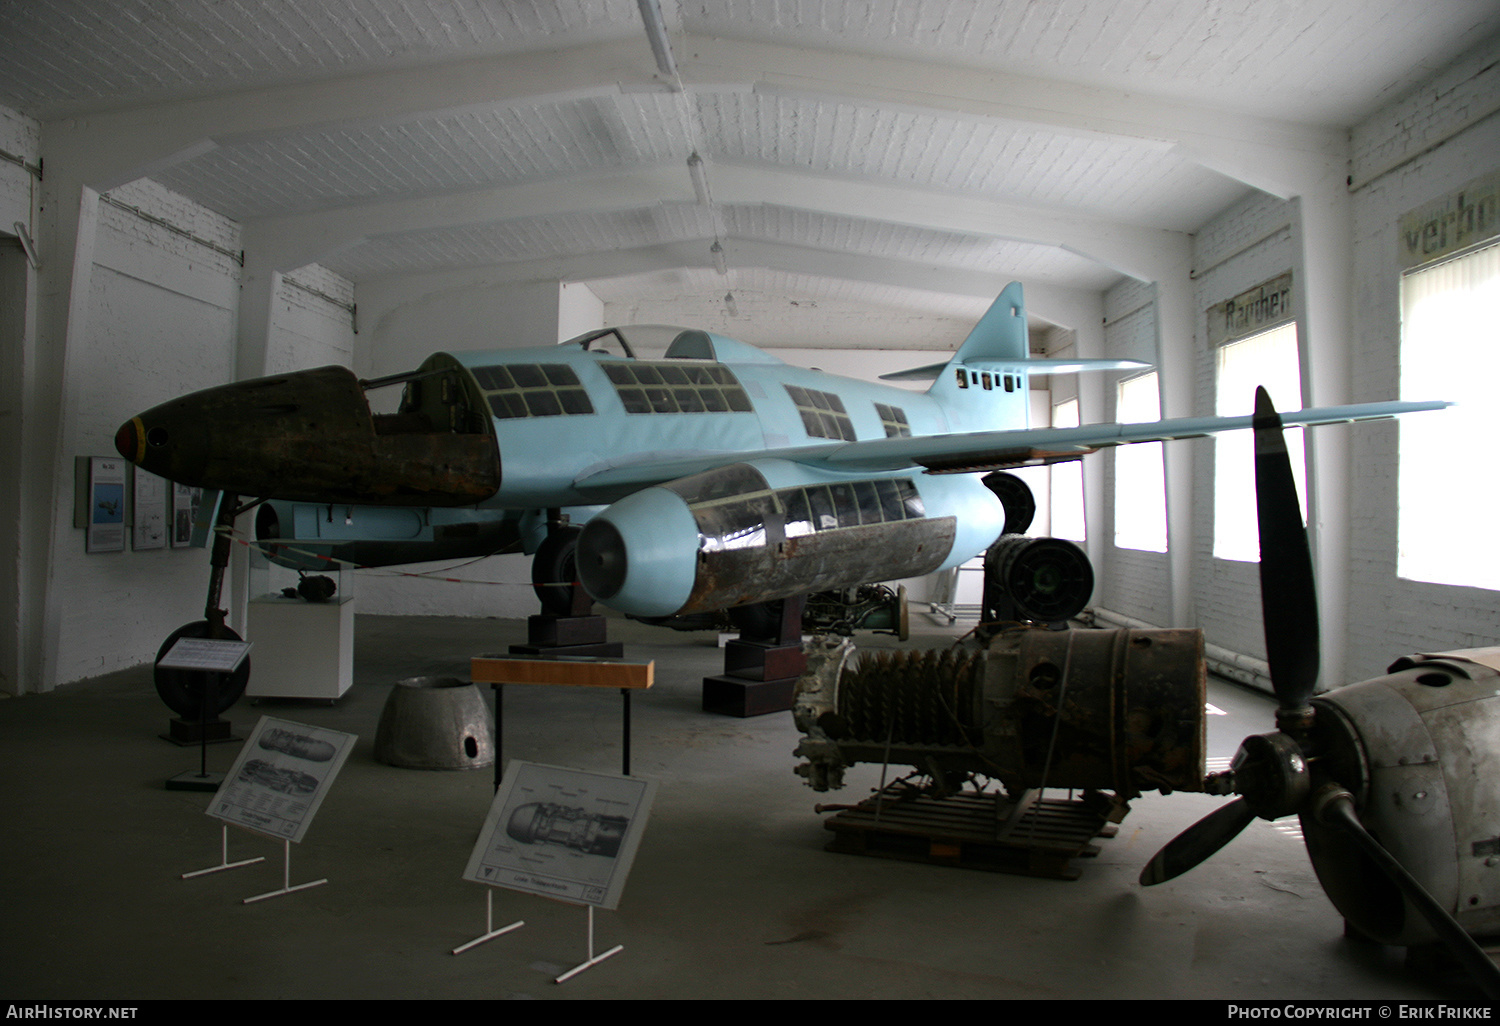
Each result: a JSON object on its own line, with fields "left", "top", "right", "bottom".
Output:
{"left": 471, "top": 655, "right": 653, "bottom": 690}
{"left": 701, "top": 674, "right": 798, "bottom": 717}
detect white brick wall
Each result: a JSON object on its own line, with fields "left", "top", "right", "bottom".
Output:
{"left": 268, "top": 264, "right": 356, "bottom": 375}
{"left": 1190, "top": 194, "right": 1296, "bottom": 664}
{"left": 49, "top": 180, "right": 244, "bottom": 684}
{"left": 1343, "top": 57, "right": 1500, "bottom": 683}
{"left": 1091, "top": 57, "right": 1500, "bottom": 685}
{"left": 1098, "top": 280, "right": 1170, "bottom": 622}
{"left": 0, "top": 105, "right": 39, "bottom": 229}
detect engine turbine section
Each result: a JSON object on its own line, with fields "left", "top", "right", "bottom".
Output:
{"left": 576, "top": 460, "right": 1003, "bottom": 618}
{"left": 793, "top": 629, "right": 1207, "bottom": 798}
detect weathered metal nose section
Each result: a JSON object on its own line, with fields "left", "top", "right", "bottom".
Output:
{"left": 115, "top": 364, "right": 500, "bottom": 507}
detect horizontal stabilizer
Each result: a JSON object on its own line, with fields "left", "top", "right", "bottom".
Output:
{"left": 881, "top": 357, "right": 1151, "bottom": 382}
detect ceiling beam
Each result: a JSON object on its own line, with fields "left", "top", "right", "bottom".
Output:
{"left": 47, "top": 30, "right": 1343, "bottom": 203}
{"left": 246, "top": 158, "right": 1184, "bottom": 283}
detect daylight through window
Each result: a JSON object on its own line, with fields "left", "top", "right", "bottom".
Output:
{"left": 1214, "top": 322, "right": 1303, "bottom": 562}
{"left": 1113, "top": 373, "right": 1166, "bottom": 553}
{"left": 1398, "top": 241, "right": 1500, "bottom": 590}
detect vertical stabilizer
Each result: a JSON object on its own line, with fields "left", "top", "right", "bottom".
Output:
{"left": 926, "top": 282, "right": 1032, "bottom": 430}
{"left": 950, "top": 281, "right": 1029, "bottom": 366}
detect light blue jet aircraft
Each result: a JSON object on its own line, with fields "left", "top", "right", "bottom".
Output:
{"left": 115, "top": 282, "right": 1443, "bottom": 621}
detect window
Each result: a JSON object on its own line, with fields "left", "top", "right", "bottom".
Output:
{"left": 1213, "top": 323, "right": 1304, "bottom": 561}
{"left": 784, "top": 385, "right": 856, "bottom": 440}
{"left": 780, "top": 478, "right": 923, "bottom": 538}
{"left": 1113, "top": 373, "right": 1167, "bottom": 552}
{"left": 472, "top": 363, "right": 595, "bottom": 419}
{"left": 874, "top": 402, "right": 911, "bottom": 438}
{"left": 1050, "top": 398, "right": 1086, "bottom": 542}
{"left": 603, "top": 361, "right": 752, "bottom": 415}
{"left": 1399, "top": 241, "right": 1500, "bottom": 589}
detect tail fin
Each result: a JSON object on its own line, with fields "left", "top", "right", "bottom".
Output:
{"left": 949, "top": 281, "right": 1030, "bottom": 367}
{"left": 924, "top": 283, "right": 1030, "bottom": 407}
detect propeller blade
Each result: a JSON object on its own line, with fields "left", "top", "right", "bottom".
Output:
{"left": 1139, "top": 798, "right": 1257, "bottom": 886}
{"left": 1315, "top": 787, "right": 1500, "bottom": 1000}
{"left": 1253, "top": 386, "right": 1320, "bottom": 714}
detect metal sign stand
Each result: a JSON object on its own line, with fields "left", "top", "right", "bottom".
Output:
{"left": 180, "top": 823, "right": 265, "bottom": 879}
{"left": 554, "top": 905, "right": 623, "bottom": 983}
{"left": 450, "top": 889, "right": 525, "bottom": 956}
{"left": 242, "top": 838, "right": 328, "bottom": 904}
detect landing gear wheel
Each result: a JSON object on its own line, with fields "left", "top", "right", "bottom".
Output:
{"left": 154, "top": 620, "right": 250, "bottom": 720}
{"left": 532, "top": 525, "right": 584, "bottom": 617}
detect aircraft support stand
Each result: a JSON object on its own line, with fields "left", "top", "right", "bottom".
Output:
{"left": 702, "top": 595, "right": 807, "bottom": 717}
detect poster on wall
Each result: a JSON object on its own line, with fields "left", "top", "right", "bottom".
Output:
{"left": 209, "top": 716, "right": 357, "bottom": 844}
{"left": 170, "top": 483, "right": 203, "bottom": 548}
{"left": 463, "top": 761, "right": 656, "bottom": 910}
{"left": 86, "top": 457, "right": 127, "bottom": 553}
{"left": 132, "top": 469, "right": 167, "bottom": 550}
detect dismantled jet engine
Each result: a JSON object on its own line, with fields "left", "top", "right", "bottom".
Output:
{"left": 982, "top": 534, "right": 1094, "bottom": 624}
{"left": 793, "top": 627, "right": 1207, "bottom": 798}
{"left": 576, "top": 460, "right": 1003, "bottom": 618}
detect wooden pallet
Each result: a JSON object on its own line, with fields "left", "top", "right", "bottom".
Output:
{"left": 820, "top": 788, "right": 1118, "bottom": 880}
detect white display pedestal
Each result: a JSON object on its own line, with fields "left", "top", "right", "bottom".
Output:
{"left": 246, "top": 595, "right": 354, "bottom": 700}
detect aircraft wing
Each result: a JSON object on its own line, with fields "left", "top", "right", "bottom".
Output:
{"left": 573, "top": 399, "right": 1448, "bottom": 500}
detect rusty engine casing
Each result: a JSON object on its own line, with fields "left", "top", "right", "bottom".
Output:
{"left": 793, "top": 628, "right": 1207, "bottom": 798}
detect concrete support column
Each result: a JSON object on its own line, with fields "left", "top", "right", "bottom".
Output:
{"left": 1058, "top": 299, "right": 1109, "bottom": 581}
{"left": 1292, "top": 183, "right": 1355, "bottom": 692}
{"left": 31, "top": 182, "right": 99, "bottom": 690}
{"left": 1154, "top": 263, "right": 1198, "bottom": 628}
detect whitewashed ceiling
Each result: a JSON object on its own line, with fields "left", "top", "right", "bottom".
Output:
{"left": 1, "top": 0, "right": 1497, "bottom": 347}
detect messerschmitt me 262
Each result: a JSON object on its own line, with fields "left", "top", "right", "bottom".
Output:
{"left": 116, "top": 281, "right": 1498, "bottom": 992}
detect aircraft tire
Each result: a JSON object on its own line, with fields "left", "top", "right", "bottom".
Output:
{"left": 153, "top": 620, "right": 250, "bottom": 720}
{"left": 532, "top": 525, "right": 584, "bottom": 617}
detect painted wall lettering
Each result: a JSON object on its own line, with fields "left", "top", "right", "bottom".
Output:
{"left": 1207, "top": 271, "right": 1294, "bottom": 348}
{"left": 1399, "top": 169, "right": 1500, "bottom": 270}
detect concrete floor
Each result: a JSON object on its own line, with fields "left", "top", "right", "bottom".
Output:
{"left": 0, "top": 612, "right": 1484, "bottom": 1001}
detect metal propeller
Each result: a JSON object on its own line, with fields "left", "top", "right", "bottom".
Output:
{"left": 1137, "top": 388, "right": 1500, "bottom": 999}
{"left": 1138, "top": 387, "right": 1319, "bottom": 884}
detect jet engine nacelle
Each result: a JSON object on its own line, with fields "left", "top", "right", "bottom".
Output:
{"left": 1302, "top": 648, "right": 1500, "bottom": 947}
{"left": 576, "top": 460, "right": 1004, "bottom": 618}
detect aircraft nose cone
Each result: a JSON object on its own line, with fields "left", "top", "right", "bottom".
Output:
{"left": 114, "top": 419, "right": 139, "bottom": 463}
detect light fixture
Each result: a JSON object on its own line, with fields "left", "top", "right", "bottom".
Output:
{"left": 687, "top": 152, "right": 710, "bottom": 206}
{"left": 710, "top": 240, "right": 727, "bottom": 275}
{"left": 724, "top": 292, "right": 738, "bottom": 317}
{"left": 636, "top": 0, "right": 678, "bottom": 79}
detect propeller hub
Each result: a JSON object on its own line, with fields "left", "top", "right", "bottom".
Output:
{"left": 1232, "top": 731, "right": 1311, "bottom": 820}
